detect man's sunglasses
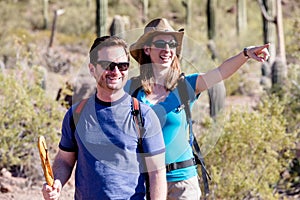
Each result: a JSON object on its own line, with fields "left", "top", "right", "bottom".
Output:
{"left": 152, "top": 40, "right": 178, "bottom": 49}
{"left": 95, "top": 61, "right": 129, "bottom": 71}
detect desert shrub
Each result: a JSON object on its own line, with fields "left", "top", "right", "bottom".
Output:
{"left": 0, "top": 2, "right": 31, "bottom": 33}
{"left": 201, "top": 95, "right": 298, "bottom": 199}
{"left": 0, "top": 67, "right": 64, "bottom": 184}
{"left": 56, "top": 6, "right": 95, "bottom": 36}
{"left": 268, "top": 63, "right": 300, "bottom": 133}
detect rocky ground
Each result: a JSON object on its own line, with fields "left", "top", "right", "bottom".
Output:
{"left": 0, "top": 168, "right": 75, "bottom": 200}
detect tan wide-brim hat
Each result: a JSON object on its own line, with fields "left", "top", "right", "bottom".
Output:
{"left": 130, "top": 18, "right": 184, "bottom": 64}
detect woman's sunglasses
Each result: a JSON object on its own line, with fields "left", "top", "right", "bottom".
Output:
{"left": 152, "top": 40, "right": 178, "bottom": 49}
{"left": 95, "top": 61, "right": 129, "bottom": 71}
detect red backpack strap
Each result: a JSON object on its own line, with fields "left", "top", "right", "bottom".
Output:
{"left": 131, "top": 97, "right": 150, "bottom": 200}
{"left": 75, "top": 98, "right": 89, "bottom": 114}
{"left": 70, "top": 98, "right": 89, "bottom": 133}
{"left": 132, "top": 97, "right": 144, "bottom": 135}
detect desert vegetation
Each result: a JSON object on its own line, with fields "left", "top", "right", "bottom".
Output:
{"left": 0, "top": 0, "right": 299, "bottom": 199}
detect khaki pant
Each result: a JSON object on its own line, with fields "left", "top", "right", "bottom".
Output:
{"left": 167, "top": 176, "right": 201, "bottom": 200}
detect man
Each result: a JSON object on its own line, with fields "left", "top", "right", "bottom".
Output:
{"left": 42, "top": 36, "right": 167, "bottom": 200}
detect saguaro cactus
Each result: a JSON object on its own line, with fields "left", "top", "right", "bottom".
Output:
{"left": 141, "top": 0, "right": 148, "bottom": 23}
{"left": 208, "top": 81, "right": 226, "bottom": 118}
{"left": 182, "top": 0, "right": 191, "bottom": 29}
{"left": 43, "top": 0, "right": 49, "bottom": 29}
{"left": 258, "top": 0, "right": 287, "bottom": 88}
{"left": 206, "top": 0, "right": 225, "bottom": 117}
{"left": 275, "top": 0, "right": 286, "bottom": 66}
{"left": 206, "top": 0, "right": 219, "bottom": 59}
{"left": 96, "top": 0, "right": 108, "bottom": 37}
{"left": 206, "top": 0, "right": 216, "bottom": 40}
{"left": 261, "top": 0, "right": 276, "bottom": 65}
{"left": 271, "top": 57, "right": 286, "bottom": 87}
{"left": 109, "top": 15, "right": 126, "bottom": 39}
{"left": 236, "top": 0, "right": 247, "bottom": 35}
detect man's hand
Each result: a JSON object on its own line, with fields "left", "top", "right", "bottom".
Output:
{"left": 42, "top": 179, "right": 62, "bottom": 200}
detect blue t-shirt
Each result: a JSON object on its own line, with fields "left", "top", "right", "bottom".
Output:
{"left": 125, "top": 74, "right": 199, "bottom": 182}
{"left": 59, "top": 93, "right": 165, "bottom": 199}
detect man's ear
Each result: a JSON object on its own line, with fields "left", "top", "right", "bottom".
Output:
{"left": 89, "top": 63, "right": 95, "bottom": 75}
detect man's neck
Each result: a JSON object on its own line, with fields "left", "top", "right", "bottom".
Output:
{"left": 96, "top": 89, "right": 125, "bottom": 102}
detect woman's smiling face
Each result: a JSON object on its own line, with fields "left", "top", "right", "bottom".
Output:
{"left": 145, "top": 34, "right": 177, "bottom": 69}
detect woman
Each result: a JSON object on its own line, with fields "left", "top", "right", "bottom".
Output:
{"left": 127, "top": 18, "right": 270, "bottom": 200}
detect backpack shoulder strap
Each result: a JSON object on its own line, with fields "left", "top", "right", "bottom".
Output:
{"left": 177, "top": 73, "right": 192, "bottom": 120}
{"left": 177, "top": 73, "right": 194, "bottom": 145}
{"left": 131, "top": 97, "right": 150, "bottom": 200}
{"left": 177, "top": 73, "right": 211, "bottom": 196}
{"left": 131, "top": 97, "right": 144, "bottom": 145}
{"left": 70, "top": 98, "right": 89, "bottom": 133}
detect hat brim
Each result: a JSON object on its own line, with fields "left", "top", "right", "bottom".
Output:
{"left": 130, "top": 30, "right": 184, "bottom": 64}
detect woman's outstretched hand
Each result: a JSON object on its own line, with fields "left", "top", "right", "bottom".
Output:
{"left": 246, "top": 43, "right": 270, "bottom": 62}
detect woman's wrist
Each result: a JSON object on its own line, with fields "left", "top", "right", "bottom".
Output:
{"left": 243, "top": 47, "right": 250, "bottom": 59}
{"left": 243, "top": 46, "right": 255, "bottom": 59}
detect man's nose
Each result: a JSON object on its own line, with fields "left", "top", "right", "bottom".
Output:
{"left": 110, "top": 65, "right": 120, "bottom": 73}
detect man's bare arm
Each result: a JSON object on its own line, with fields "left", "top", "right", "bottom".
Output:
{"left": 145, "top": 153, "right": 167, "bottom": 200}
{"left": 52, "top": 149, "right": 76, "bottom": 186}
